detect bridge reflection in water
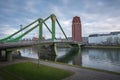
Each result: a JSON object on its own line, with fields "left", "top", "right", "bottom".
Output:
{"left": 20, "top": 46, "right": 82, "bottom": 63}
{"left": 20, "top": 47, "right": 120, "bottom": 73}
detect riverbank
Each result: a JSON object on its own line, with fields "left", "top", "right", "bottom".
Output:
{"left": 0, "top": 57, "right": 120, "bottom": 80}
{"left": 84, "top": 45, "right": 120, "bottom": 49}
{"left": 0, "top": 62, "right": 73, "bottom": 80}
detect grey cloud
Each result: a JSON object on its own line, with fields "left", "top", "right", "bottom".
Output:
{"left": 0, "top": 0, "right": 120, "bottom": 38}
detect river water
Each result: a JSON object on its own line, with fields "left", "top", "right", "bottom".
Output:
{"left": 20, "top": 47, "right": 120, "bottom": 73}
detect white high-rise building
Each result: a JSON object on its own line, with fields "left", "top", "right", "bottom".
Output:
{"left": 88, "top": 32, "right": 120, "bottom": 45}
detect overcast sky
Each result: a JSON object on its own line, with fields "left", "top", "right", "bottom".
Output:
{"left": 0, "top": 0, "right": 120, "bottom": 39}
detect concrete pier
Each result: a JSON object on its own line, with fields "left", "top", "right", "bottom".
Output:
{"left": 0, "top": 50, "right": 2, "bottom": 58}
{"left": 6, "top": 51, "right": 12, "bottom": 61}
{"left": 0, "top": 50, "right": 13, "bottom": 61}
{"left": 50, "top": 43, "right": 58, "bottom": 56}
{"left": 0, "top": 50, "right": 6, "bottom": 61}
{"left": 38, "top": 43, "right": 57, "bottom": 61}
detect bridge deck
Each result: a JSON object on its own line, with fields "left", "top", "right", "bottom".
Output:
{"left": 0, "top": 40, "right": 82, "bottom": 49}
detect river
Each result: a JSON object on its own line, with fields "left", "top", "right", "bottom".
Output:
{"left": 20, "top": 47, "right": 120, "bottom": 73}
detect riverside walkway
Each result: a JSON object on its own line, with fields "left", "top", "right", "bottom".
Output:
{"left": 0, "top": 57, "right": 120, "bottom": 80}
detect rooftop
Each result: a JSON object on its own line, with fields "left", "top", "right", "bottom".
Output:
{"left": 89, "top": 31, "right": 120, "bottom": 37}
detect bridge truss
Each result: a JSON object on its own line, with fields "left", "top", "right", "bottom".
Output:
{"left": 0, "top": 14, "right": 68, "bottom": 42}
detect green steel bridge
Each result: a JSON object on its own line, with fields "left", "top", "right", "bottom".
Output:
{"left": 0, "top": 14, "right": 82, "bottom": 61}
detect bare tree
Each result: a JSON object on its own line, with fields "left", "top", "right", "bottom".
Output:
{"left": 106, "top": 37, "right": 113, "bottom": 45}
{"left": 114, "top": 37, "right": 119, "bottom": 45}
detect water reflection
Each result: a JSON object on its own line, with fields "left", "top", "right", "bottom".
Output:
{"left": 21, "top": 47, "right": 38, "bottom": 59}
{"left": 82, "top": 48, "right": 120, "bottom": 72}
{"left": 20, "top": 46, "right": 120, "bottom": 73}
{"left": 57, "top": 47, "right": 82, "bottom": 65}
{"left": 85, "top": 49, "right": 120, "bottom": 65}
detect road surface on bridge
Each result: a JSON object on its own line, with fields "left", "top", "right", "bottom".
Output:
{"left": 0, "top": 40, "right": 80, "bottom": 49}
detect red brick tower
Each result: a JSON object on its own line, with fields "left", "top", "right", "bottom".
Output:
{"left": 72, "top": 16, "right": 82, "bottom": 42}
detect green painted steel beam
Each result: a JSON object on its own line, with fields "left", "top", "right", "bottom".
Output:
{"left": 8, "top": 24, "right": 39, "bottom": 42}
{"left": 43, "top": 22, "right": 57, "bottom": 40}
{"left": 38, "top": 18, "right": 43, "bottom": 40}
{"left": 0, "top": 19, "right": 38, "bottom": 42}
{"left": 43, "top": 15, "right": 51, "bottom": 22}
{"left": 56, "top": 18, "right": 68, "bottom": 40}
{"left": 51, "top": 14, "right": 56, "bottom": 40}
{"left": 1, "top": 14, "right": 68, "bottom": 42}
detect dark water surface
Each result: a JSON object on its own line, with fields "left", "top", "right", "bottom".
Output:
{"left": 20, "top": 47, "right": 120, "bottom": 73}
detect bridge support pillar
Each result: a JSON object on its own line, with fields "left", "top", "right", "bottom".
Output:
{"left": 50, "top": 43, "right": 58, "bottom": 56}
{"left": 0, "top": 50, "right": 6, "bottom": 61}
{"left": 5, "top": 51, "right": 12, "bottom": 62}
{"left": 38, "top": 43, "right": 58, "bottom": 61}
{"left": 0, "top": 50, "right": 2, "bottom": 58}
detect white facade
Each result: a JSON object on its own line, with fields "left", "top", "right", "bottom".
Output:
{"left": 88, "top": 32, "right": 120, "bottom": 45}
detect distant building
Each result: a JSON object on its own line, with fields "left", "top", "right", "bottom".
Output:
{"left": 82, "top": 37, "right": 88, "bottom": 44}
{"left": 88, "top": 31, "right": 120, "bottom": 45}
{"left": 32, "top": 37, "right": 45, "bottom": 41}
{"left": 72, "top": 16, "right": 82, "bottom": 42}
{"left": 32, "top": 37, "right": 39, "bottom": 41}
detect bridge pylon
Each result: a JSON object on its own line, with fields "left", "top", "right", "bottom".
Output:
{"left": 38, "top": 18, "right": 43, "bottom": 41}
{"left": 51, "top": 14, "right": 56, "bottom": 40}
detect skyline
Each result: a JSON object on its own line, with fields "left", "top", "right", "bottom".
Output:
{"left": 0, "top": 0, "right": 120, "bottom": 39}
